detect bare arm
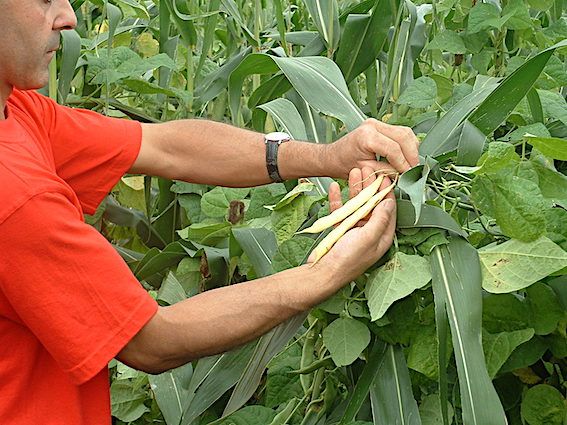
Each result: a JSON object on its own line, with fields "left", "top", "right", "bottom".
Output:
{"left": 130, "top": 118, "right": 420, "bottom": 186}
{"left": 117, "top": 176, "right": 396, "bottom": 374}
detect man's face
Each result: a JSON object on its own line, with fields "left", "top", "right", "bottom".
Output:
{"left": 0, "top": 0, "right": 77, "bottom": 95}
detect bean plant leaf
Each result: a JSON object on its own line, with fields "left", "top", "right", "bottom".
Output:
{"left": 479, "top": 236, "right": 567, "bottom": 293}
{"left": 272, "top": 236, "right": 315, "bottom": 273}
{"left": 431, "top": 237, "right": 507, "bottom": 425}
{"left": 521, "top": 385, "right": 567, "bottom": 425}
{"left": 216, "top": 406, "right": 277, "bottom": 425}
{"left": 397, "top": 200, "right": 467, "bottom": 237}
{"left": 426, "top": 30, "right": 467, "bottom": 54}
{"left": 366, "top": 252, "right": 432, "bottom": 321}
{"left": 526, "top": 282, "right": 564, "bottom": 335}
{"left": 398, "top": 76, "right": 438, "bottom": 108}
{"left": 525, "top": 135, "right": 567, "bottom": 160}
{"left": 471, "top": 171, "right": 548, "bottom": 241}
{"left": 531, "top": 161, "right": 567, "bottom": 209}
{"left": 323, "top": 317, "right": 371, "bottom": 366}
{"left": 271, "top": 195, "right": 320, "bottom": 243}
{"left": 201, "top": 187, "right": 250, "bottom": 218}
{"left": 482, "top": 328, "right": 535, "bottom": 378}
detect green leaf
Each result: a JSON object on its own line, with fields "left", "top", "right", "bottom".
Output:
{"left": 272, "top": 236, "right": 315, "bottom": 272}
{"left": 408, "top": 325, "right": 450, "bottom": 380}
{"left": 525, "top": 135, "right": 567, "bottom": 160}
{"left": 216, "top": 406, "right": 277, "bottom": 425}
{"left": 431, "top": 238, "right": 507, "bottom": 425}
{"left": 230, "top": 54, "right": 365, "bottom": 131}
{"left": 335, "top": 0, "right": 395, "bottom": 82}
{"left": 223, "top": 314, "right": 308, "bottom": 416}
{"left": 323, "top": 317, "right": 371, "bottom": 366}
{"left": 397, "top": 200, "right": 467, "bottom": 237}
{"left": 426, "top": 30, "right": 467, "bottom": 54}
{"left": 526, "top": 282, "right": 564, "bottom": 335}
{"left": 271, "top": 195, "right": 320, "bottom": 244}
{"left": 303, "top": 0, "right": 341, "bottom": 51}
{"left": 419, "top": 395, "right": 455, "bottom": 425}
{"left": 246, "top": 184, "right": 287, "bottom": 220}
{"left": 366, "top": 252, "right": 432, "bottom": 321}
{"left": 149, "top": 363, "right": 193, "bottom": 425}
{"left": 471, "top": 171, "right": 548, "bottom": 241}
{"left": 398, "top": 76, "right": 438, "bottom": 108}
{"left": 479, "top": 237, "right": 567, "bottom": 293}
{"left": 265, "top": 344, "right": 303, "bottom": 408}
{"left": 110, "top": 380, "right": 149, "bottom": 422}
{"left": 521, "top": 385, "right": 566, "bottom": 425}
{"left": 232, "top": 228, "right": 277, "bottom": 278}
{"left": 157, "top": 271, "right": 187, "bottom": 305}
{"left": 271, "top": 182, "right": 317, "bottom": 210}
{"left": 537, "top": 89, "right": 567, "bottom": 126}
{"left": 467, "top": 3, "right": 502, "bottom": 34}
{"left": 370, "top": 345, "right": 422, "bottom": 425}
{"left": 502, "top": 0, "right": 532, "bottom": 30}
{"left": 482, "top": 328, "right": 535, "bottom": 378}
{"left": 178, "top": 222, "right": 232, "bottom": 246}
{"left": 339, "top": 341, "right": 388, "bottom": 425}
{"left": 181, "top": 343, "right": 257, "bottom": 424}
{"left": 474, "top": 142, "right": 520, "bottom": 175}
{"left": 201, "top": 187, "right": 250, "bottom": 218}
{"left": 257, "top": 99, "right": 308, "bottom": 140}
{"left": 483, "top": 293, "right": 530, "bottom": 333}
{"left": 531, "top": 161, "right": 567, "bottom": 209}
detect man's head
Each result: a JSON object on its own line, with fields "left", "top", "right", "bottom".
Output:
{"left": 0, "top": 0, "right": 77, "bottom": 101}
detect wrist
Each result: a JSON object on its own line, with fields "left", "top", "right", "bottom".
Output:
{"left": 278, "top": 141, "right": 330, "bottom": 179}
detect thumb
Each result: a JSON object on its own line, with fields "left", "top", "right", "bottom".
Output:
{"left": 362, "top": 198, "right": 396, "bottom": 235}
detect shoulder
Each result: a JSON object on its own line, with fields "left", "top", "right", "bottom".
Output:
{"left": 0, "top": 158, "right": 76, "bottom": 226}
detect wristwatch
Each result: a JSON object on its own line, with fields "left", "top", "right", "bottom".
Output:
{"left": 264, "top": 131, "right": 291, "bottom": 183}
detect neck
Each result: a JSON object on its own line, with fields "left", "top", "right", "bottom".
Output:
{"left": 0, "top": 83, "right": 13, "bottom": 120}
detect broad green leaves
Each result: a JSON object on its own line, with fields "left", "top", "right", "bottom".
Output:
{"left": 366, "top": 252, "right": 432, "bottom": 321}
{"left": 479, "top": 237, "right": 567, "bottom": 293}
{"left": 323, "top": 317, "right": 371, "bottom": 366}
{"left": 521, "top": 385, "right": 567, "bottom": 425}
{"left": 472, "top": 172, "right": 547, "bottom": 241}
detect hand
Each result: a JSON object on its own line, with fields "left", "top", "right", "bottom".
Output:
{"left": 327, "top": 118, "right": 420, "bottom": 178}
{"left": 308, "top": 168, "right": 397, "bottom": 285}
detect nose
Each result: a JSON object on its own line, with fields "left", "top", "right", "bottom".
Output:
{"left": 53, "top": 0, "right": 78, "bottom": 31}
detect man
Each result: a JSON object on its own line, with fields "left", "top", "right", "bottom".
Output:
{"left": 0, "top": 1, "right": 419, "bottom": 424}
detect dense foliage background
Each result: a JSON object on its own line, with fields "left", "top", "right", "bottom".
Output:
{"left": 50, "top": 0, "right": 567, "bottom": 424}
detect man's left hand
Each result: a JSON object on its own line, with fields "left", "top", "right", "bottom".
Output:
{"left": 326, "top": 118, "right": 420, "bottom": 178}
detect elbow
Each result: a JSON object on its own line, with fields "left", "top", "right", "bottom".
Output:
{"left": 116, "top": 307, "right": 180, "bottom": 375}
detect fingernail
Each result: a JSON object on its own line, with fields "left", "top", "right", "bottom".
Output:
{"left": 381, "top": 199, "right": 395, "bottom": 212}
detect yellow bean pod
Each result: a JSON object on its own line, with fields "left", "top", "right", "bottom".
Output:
{"left": 298, "top": 175, "right": 385, "bottom": 234}
{"left": 309, "top": 180, "right": 396, "bottom": 266}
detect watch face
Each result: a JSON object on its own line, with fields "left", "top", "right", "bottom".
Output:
{"left": 265, "top": 131, "right": 291, "bottom": 142}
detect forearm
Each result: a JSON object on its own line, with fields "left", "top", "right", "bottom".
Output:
{"left": 122, "top": 262, "right": 345, "bottom": 373}
{"left": 140, "top": 120, "right": 336, "bottom": 186}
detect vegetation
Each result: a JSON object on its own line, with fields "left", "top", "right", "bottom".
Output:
{"left": 50, "top": 0, "right": 567, "bottom": 423}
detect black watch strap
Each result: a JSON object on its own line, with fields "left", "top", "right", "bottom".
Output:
{"left": 264, "top": 132, "right": 290, "bottom": 183}
{"left": 266, "top": 140, "right": 284, "bottom": 183}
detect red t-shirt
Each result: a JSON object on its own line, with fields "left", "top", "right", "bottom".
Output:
{"left": 0, "top": 90, "right": 158, "bottom": 424}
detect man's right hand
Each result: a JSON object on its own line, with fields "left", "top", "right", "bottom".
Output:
{"left": 308, "top": 167, "right": 397, "bottom": 285}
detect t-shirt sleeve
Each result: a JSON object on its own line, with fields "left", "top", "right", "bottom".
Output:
{"left": 32, "top": 92, "right": 142, "bottom": 215}
{"left": 0, "top": 191, "right": 158, "bottom": 385}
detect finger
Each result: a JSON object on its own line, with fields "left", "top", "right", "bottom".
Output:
{"left": 366, "top": 119, "right": 420, "bottom": 168}
{"left": 367, "top": 133, "right": 412, "bottom": 173}
{"left": 361, "top": 167, "right": 376, "bottom": 189}
{"left": 348, "top": 168, "right": 363, "bottom": 199}
{"left": 361, "top": 198, "right": 397, "bottom": 251}
{"left": 328, "top": 182, "right": 343, "bottom": 213}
